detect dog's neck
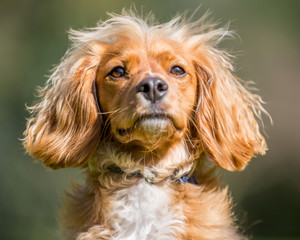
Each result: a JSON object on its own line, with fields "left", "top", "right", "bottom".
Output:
{"left": 89, "top": 140, "right": 195, "bottom": 186}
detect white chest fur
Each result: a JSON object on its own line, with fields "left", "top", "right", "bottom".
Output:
{"left": 104, "top": 180, "right": 185, "bottom": 240}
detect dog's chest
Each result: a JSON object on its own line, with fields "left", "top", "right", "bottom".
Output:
{"left": 103, "top": 181, "right": 185, "bottom": 240}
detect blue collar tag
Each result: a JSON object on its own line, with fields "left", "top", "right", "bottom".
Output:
{"left": 180, "top": 175, "right": 197, "bottom": 184}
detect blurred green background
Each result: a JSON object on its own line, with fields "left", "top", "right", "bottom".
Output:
{"left": 1, "top": 0, "right": 299, "bottom": 239}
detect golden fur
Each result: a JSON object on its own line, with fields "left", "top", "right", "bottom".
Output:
{"left": 24, "top": 10, "right": 267, "bottom": 240}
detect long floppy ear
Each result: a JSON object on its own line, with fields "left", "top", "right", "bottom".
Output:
{"left": 193, "top": 46, "right": 267, "bottom": 171}
{"left": 23, "top": 40, "right": 103, "bottom": 169}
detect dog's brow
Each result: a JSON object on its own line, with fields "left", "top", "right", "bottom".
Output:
{"left": 153, "top": 50, "right": 174, "bottom": 58}
{"left": 151, "top": 50, "right": 185, "bottom": 63}
{"left": 106, "top": 51, "right": 142, "bottom": 65}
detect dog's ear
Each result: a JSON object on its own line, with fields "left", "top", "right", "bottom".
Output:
{"left": 23, "top": 41, "right": 104, "bottom": 169}
{"left": 192, "top": 48, "right": 267, "bottom": 171}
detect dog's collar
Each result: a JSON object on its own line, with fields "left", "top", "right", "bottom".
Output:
{"left": 90, "top": 161, "right": 196, "bottom": 185}
{"left": 106, "top": 164, "right": 197, "bottom": 184}
{"left": 89, "top": 144, "right": 197, "bottom": 185}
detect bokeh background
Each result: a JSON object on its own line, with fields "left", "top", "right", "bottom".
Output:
{"left": 1, "top": 0, "right": 299, "bottom": 239}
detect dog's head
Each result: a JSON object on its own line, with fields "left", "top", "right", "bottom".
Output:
{"left": 24, "top": 12, "right": 267, "bottom": 171}
{"left": 97, "top": 36, "right": 197, "bottom": 147}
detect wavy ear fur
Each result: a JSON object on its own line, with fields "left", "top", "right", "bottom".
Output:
{"left": 192, "top": 37, "right": 267, "bottom": 171}
{"left": 24, "top": 41, "right": 102, "bottom": 169}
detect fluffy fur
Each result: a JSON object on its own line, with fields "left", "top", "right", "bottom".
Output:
{"left": 24, "top": 10, "right": 267, "bottom": 240}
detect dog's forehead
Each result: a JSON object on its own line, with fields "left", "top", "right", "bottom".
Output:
{"left": 102, "top": 37, "right": 188, "bottom": 66}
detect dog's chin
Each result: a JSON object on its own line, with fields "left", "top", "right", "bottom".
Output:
{"left": 114, "top": 116, "right": 183, "bottom": 147}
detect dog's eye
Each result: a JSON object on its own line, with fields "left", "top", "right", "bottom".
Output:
{"left": 109, "top": 67, "right": 126, "bottom": 78}
{"left": 170, "top": 66, "right": 186, "bottom": 77}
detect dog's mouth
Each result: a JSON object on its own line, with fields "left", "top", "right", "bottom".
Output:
{"left": 116, "top": 113, "right": 181, "bottom": 138}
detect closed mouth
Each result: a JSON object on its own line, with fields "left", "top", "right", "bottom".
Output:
{"left": 117, "top": 113, "right": 175, "bottom": 137}
{"left": 139, "top": 113, "right": 170, "bottom": 121}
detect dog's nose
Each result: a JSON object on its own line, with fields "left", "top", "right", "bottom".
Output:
{"left": 136, "top": 77, "right": 168, "bottom": 102}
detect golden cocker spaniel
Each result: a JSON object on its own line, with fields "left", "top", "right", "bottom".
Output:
{"left": 24, "top": 10, "right": 267, "bottom": 240}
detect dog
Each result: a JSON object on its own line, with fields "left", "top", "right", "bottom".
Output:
{"left": 24, "top": 10, "right": 267, "bottom": 240}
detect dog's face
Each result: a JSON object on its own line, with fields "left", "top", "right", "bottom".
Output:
{"left": 24, "top": 14, "right": 267, "bottom": 171}
{"left": 97, "top": 38, "right": 197, "bottom": 147}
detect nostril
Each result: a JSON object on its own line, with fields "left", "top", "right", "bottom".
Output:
{"left": 136, "top": 80, "right": 151, "bottom": 93}
{"left": 143, "top": 84, "right": 150, "bottom": 93}
{"left": 157, "top": 82, "right": 168, "bottom": 92}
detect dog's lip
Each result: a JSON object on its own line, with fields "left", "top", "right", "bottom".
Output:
{"left": 138, "top": 113, "right": 170, "bottom": 122}
{"left": 116, "top": 113, "right": 180, "bottom": 137}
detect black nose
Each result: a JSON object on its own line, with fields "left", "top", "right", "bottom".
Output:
{"left": 136, "top": 77, "right": 168, "bottom": 103}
